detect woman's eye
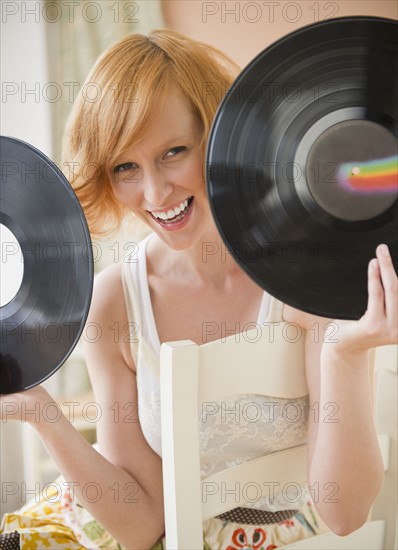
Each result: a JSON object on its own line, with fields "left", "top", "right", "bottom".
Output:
{"left": 112, "top": 162, "right": 137, "bottom": 174}
{"left": 164, "top": 146, "right": 187, "bottom": 159}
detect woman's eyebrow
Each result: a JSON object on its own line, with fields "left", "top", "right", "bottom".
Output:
{"left": 160, "top": 135, "right": 191, "bottom": 147}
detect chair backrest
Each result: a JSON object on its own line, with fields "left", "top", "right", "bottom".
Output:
{"left": 160, "top": 327, "right": 392, "bottom": 550}
{"left": 160, "top": 322, "right": 309, "bottom": 549}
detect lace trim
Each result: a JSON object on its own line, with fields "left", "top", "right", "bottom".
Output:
{"left": 200, "top": 394, "right": 309, "bottom": 478}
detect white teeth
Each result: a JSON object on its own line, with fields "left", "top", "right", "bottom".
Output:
{"left": 151, "top": 197, "right": 192, "bottom": 221}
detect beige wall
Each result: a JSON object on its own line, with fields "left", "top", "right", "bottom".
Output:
{"left": 163, "top": 0, "right": 397, "bottom": 67}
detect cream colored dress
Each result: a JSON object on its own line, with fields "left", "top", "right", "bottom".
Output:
{"left": 0, "top": 233, "right": 324, "bottom": 550}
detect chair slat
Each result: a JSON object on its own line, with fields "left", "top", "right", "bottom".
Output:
{"left": 202, "top": 444, "right": 307, "bottom": 520}
{"left": 198, "top": 325, "right": 308, "bottom": 401}
{"left": 160, "top": 341, "right": 203, "bottom": 549}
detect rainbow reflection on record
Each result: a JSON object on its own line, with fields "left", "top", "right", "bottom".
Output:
{"left": 338, "top": 155, "right": 398, "bottom": 194}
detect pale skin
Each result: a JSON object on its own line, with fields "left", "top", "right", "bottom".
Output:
{"left": 1, "top": 86, "right": 397, "bottom": 548}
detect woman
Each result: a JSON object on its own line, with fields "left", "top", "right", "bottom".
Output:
{"left": 1, "top": 29, "right": 396, "bottom": 550}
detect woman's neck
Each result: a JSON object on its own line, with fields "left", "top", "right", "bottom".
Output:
{"left": 148, "top": 227, "right": 244, "bottom": 289}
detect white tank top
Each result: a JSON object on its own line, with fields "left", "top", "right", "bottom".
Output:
{"left": 121, "top": 233, "right": 311, "bottom": 511}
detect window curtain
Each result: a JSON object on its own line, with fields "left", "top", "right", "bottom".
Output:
{"left": 45, "top": 0, "right": 165, "bottom": 164}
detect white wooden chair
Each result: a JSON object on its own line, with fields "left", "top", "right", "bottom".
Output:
{"left": 160, "top": 321, "right": 394, "bottom": 550}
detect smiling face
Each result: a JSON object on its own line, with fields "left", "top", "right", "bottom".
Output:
{"left": 109, "top": 85, "right": 216, "bottom": 250}
{"left": 63, "top": 31, "right": 239, "bottom": 240}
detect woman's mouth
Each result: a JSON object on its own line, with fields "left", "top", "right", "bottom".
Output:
{"left": 149, "top": 196, "right": 194, "bottom": 231}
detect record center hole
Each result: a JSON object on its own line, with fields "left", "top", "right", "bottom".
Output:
{"left": 0, "top": 224, "right": 24, "bottom": 307}
{"left": 352, "top": 166, "right": 360, "bottom": 175}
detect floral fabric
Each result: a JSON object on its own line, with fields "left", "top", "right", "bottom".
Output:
{"left": 1, "top": 478, "right": 324, "bottom": 549}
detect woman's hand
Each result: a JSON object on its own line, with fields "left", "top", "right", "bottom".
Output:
{"left": 324, "top": 243, "right": 397, "bottom": 358}
{"left": 0, "top": 385, "right": 58, "bottom": 424}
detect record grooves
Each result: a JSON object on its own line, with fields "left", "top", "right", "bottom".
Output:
{"left": 206, "top": 16, "right": 398, "bottom": 320}
{"left": 0, "top": 136, "right": 93, "bottom": 393}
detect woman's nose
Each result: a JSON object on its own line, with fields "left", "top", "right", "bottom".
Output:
{"left": 143, "top": 168, "right": 173, "bottom": 206}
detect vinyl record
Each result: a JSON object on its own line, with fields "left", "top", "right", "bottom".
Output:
{"left": 0, "top": 136, "right": 93, "bottom": 394}
{"left": 206, "top": 16, "right": 398, "bottom": 320}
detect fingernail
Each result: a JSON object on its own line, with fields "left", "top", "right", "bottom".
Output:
{"left": 370, "top": 258, "right": 379, "bottom": 269}
{"left": 380, "top": 244, "right": 389, "bottom": 256}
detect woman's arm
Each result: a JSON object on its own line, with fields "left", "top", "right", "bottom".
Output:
{"left": 284, "top": 244, "right": 396, "bottom": 535}
{"left": 1, "top": 262, "right": 164, "bottom": 549}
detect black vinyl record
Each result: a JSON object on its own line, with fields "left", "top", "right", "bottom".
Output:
{"left": 0, "top": 136, "right": 93, "bottom": 394}
{"left": 207, "top": 16, "right": 398, "bottom": 320}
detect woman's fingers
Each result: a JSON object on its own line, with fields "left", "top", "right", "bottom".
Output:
{"left": 366, "top": 257, "right": 385, "bottom": 321}
{"left": 336, "top": 244, "right": 397, "bottom": 351}
{"left": 376, "top": 244, "right": 398, "bottom": 325}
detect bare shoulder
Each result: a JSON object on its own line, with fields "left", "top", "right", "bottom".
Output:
{"left": 90, "top": 261, "right": 124, "bottom": 313}
{"left": 282, "top": 302, "right": 333, "bottom": 330}
{"left": 85, "top": 262, "right": 135, "bottom": 371}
